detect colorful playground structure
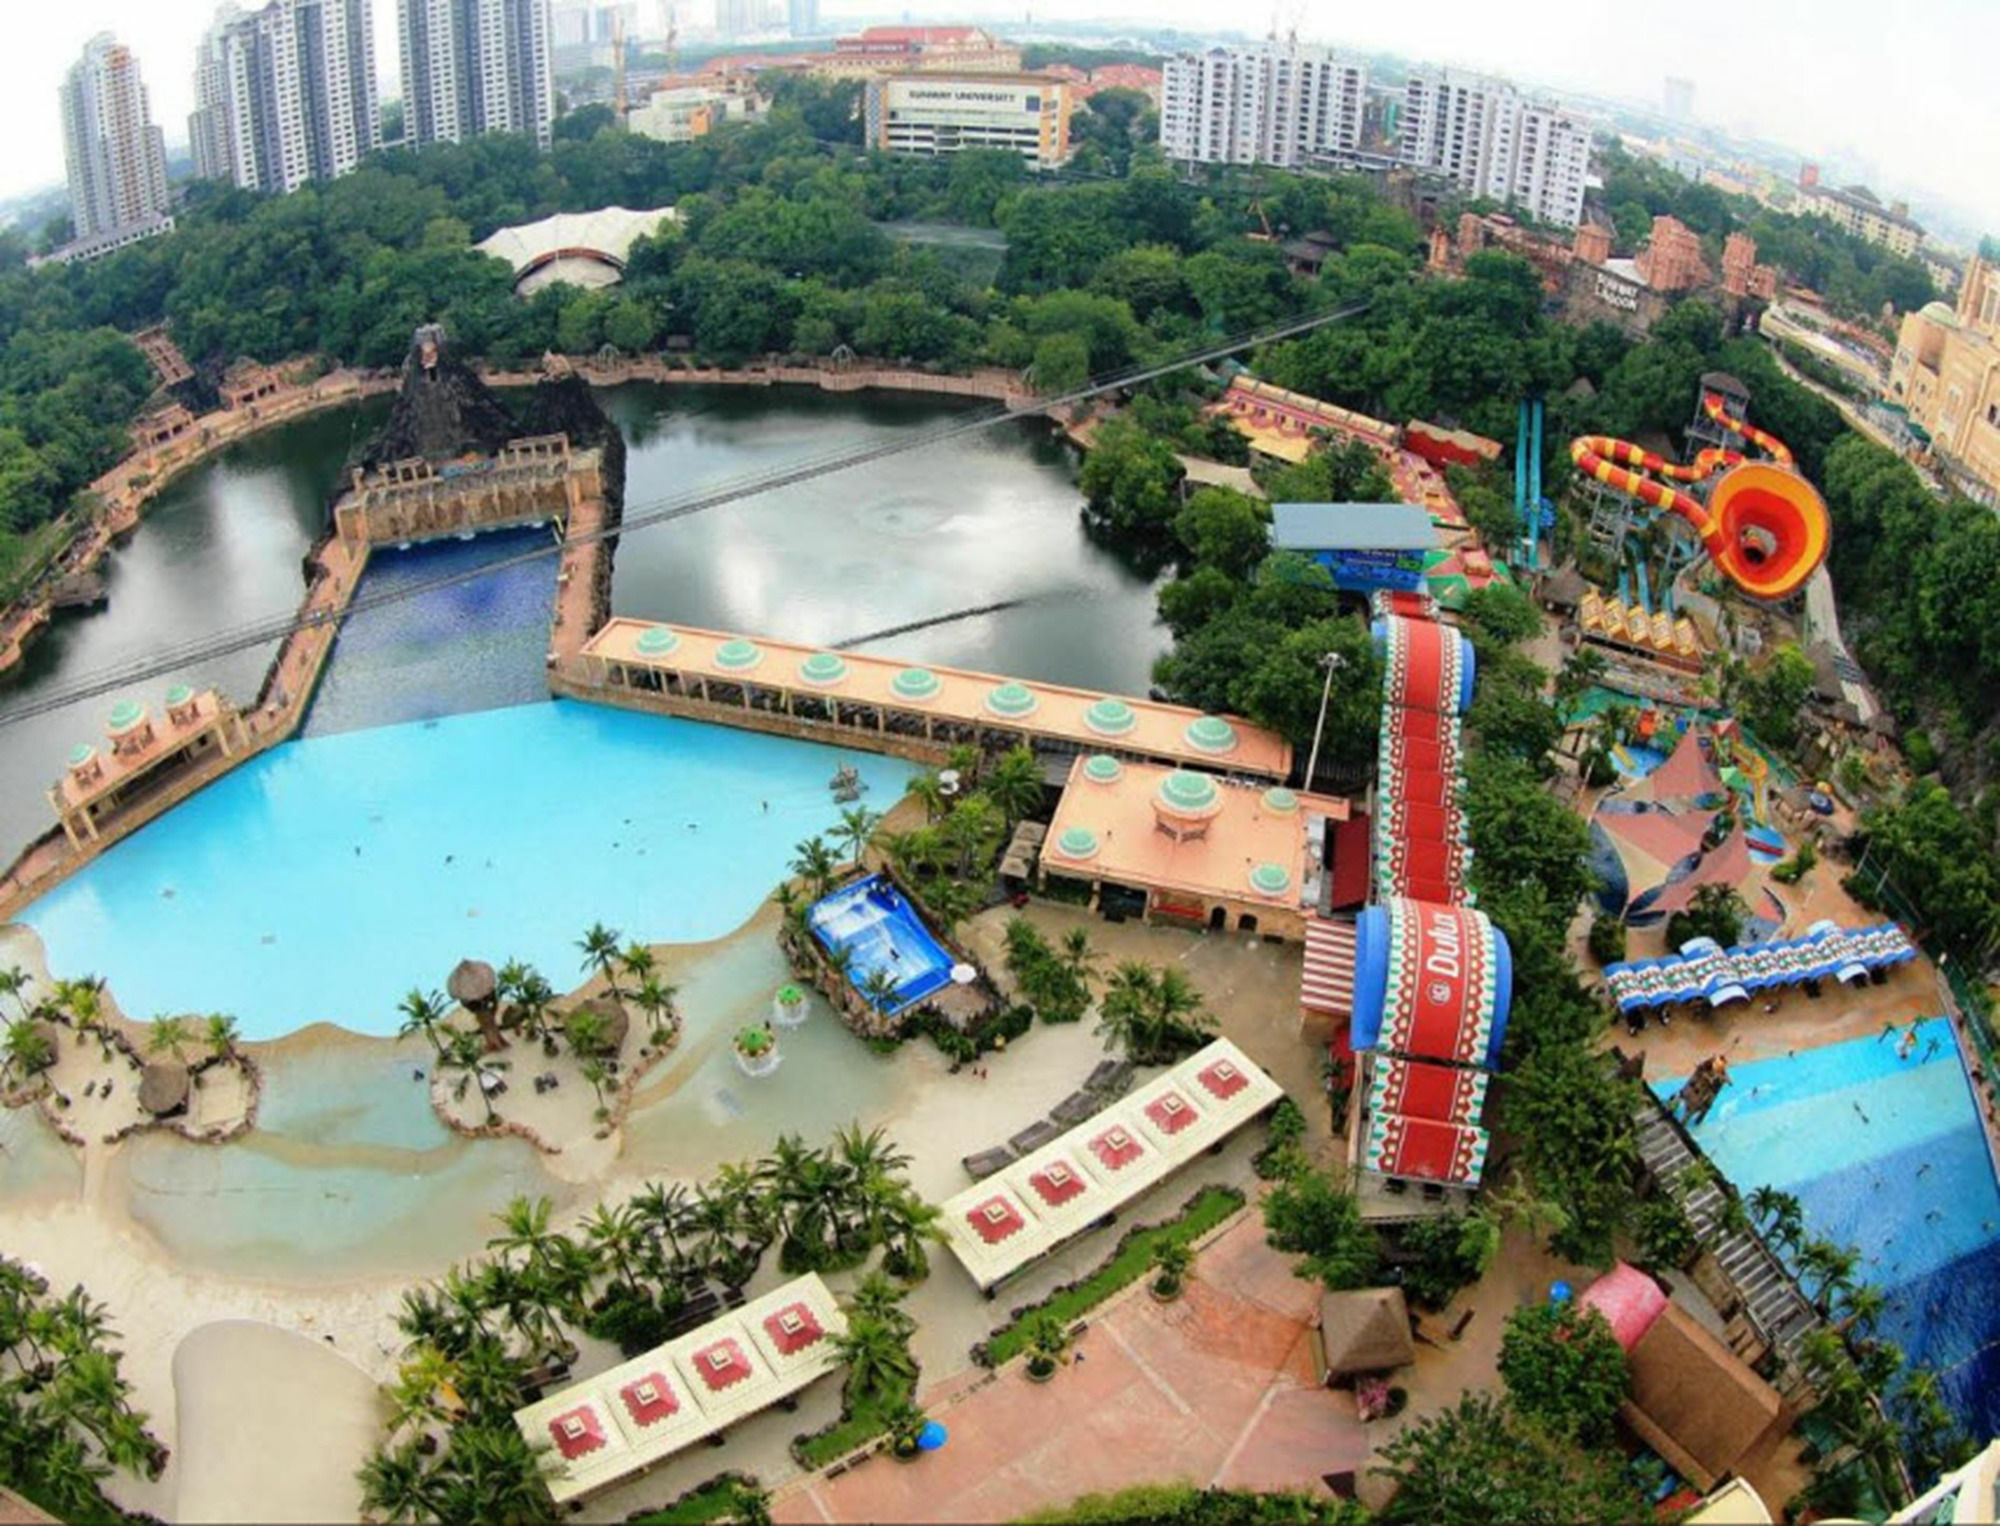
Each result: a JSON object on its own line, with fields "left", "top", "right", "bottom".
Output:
{"left": 1569, "top": 388, "right": 1831, "bottom": 600}
{"left": 1603, "top": 920, "right": 1918, "bottom": 1013}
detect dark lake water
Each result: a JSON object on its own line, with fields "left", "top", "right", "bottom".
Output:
{"left": 0, "top": 384, "right": 1166, "bottom": 858}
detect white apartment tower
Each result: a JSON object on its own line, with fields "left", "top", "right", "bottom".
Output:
{"left": 399, "top": 0, "right": 556, "bottom": 151}
{"left": 1160, "top": 42, "right": 1365, "bottom": 168}
{"left": 1400, "top": 69, "right": 1591, "bottom": 228}
{"left": 59, "top": 34, "right": 172, "bottom": 241}
{"left": 189, "top": 0, "right": 381, "bottom": 195}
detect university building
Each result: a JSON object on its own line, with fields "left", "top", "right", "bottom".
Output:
{"left": 863, "top": 74, "right": 1072, "bottom": 168}
{"left": 1888, "top": 254, "right": 2000, "bottom": 505}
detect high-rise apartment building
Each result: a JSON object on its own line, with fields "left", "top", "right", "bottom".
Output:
{"left": 1159, "top": 42, "right": 1366, "bottom": 169}
{"left": 58, "top": 33, "right": 172, "bottom": 243}
{"left": 1793, "top": 169, "right": 1925, "bottom": 258}
{"left": 1399, "top": 69, "right": 1591, "bottom": 228}
{"left": 189, "top": 0, "right": 380, "bottom": 196}
{"left": 399, "top": 0, "right": 556, "bottom": 152}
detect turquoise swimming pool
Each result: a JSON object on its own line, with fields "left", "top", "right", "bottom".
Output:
{"left": 22, "top": 700, "right": 914, "bottom": 1040}
{"left": 1659, "top": 1017, "right": 2000, "bottom": 1439}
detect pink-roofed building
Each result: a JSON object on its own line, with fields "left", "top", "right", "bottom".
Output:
{"left": 618, "top": 1373, "right": 681, "bottom": 1428}
{"left": 549, "top": 1404, "right": 608, "bottom": 1460}
{"left": 690, "top": 1337, "right": 754, "bottom": 1394}
{"left": 762, "top": 1304, "right": 825, "bottom": 1357}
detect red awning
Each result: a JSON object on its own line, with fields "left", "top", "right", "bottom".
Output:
{"left": 1302, "top": 917, "right": 1358, "bottom": 1014}
{"left": 1369, "top": 1056, "right": 1488, "bottom": 1124}
{"left": 1387, "top": 617, "right": 1449, "bottom": 713}
{"left": 1329, "top": 812, "right": 1371, "bottom": 912}
{"left": 1362, "top": 1112, "right": 1489, "bottom": 1186}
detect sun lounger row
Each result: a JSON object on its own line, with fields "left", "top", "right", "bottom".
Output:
{"left": 1603, "top": 922, "right": 1917, "bottom": 1012}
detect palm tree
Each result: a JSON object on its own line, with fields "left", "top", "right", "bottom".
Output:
{"left": 831, "top": 805, "right": 882, "bottom": 870}
{"left": 845, "top": 1271, "right": 915, "bottom": 1338}
{"left": 859, "top": 968, "right": 900, "bottom": 1013}
{"left": 904, "top": 770, "right": 949, "bottom": 823}
{"left": 441, "top": 1029, "right": 501, "bottom": 1123}
{"left": 1798, "top": 1236, "right": 1861, "bottom": 1308}
{"left": 563, "top": 1006, "right": 611, "bottom": 1060}
{"left": 147, "top": 1014, "right": 192, "bottom": 1062}
{"left": 0, "top": 963, "right": 31, "bottom": 1019}
{"left": 764, "top": 1133, "right": 845, "bottom": 1268}
{"left": 1150, "top": 1239, "right": 1194, "bottom": 1297}
{"left": 202, "top": 1013, "right": 240, "bottom": 1062}
{"left": 512, "top": 973, "right": 558, "bottom": 1047}
{"left": 582, "top": 1201, "right": 644, "bottom": 1293}
{"left": 357, "top": 1437, "right": 438, "bottom": 1524}
{"left": 1747, "top": 1185, "right": 1805, "bottom": 1249}
{"left": 428, "top": 1419, "right": 549, "bottom": 1526}
{"left": 876, "top": 1187, "right": 945, "bottom": 1281}
{"left": 630, "top": 1181, "right": 693, "bottom": 1277}
{"left": 790, "top": 836, "right": 840, "bottom": 900}
{"left": 1836, "top": 1281, "right": 1888, "bottom": 1338}
{"left": 55, "top": 976, "right": 104, "bottom": 1039}
{"left": 632, "top": 975, "right": 680, "bottom": 1048}
{"left": 1060, "top": 927, "right": 1099, "bottom": 984}
{"left": 1023, "top": 1310, "right": 1073, "bottom": 1377}
{"left": 397, "top": 989, "right": 450, "bottom": 1058}
{"left": 386, "top": 1344, "right": 461, "bottom": 1436}
{"left": 577, "top": 922, "right": 625, "bottom": 996}
{"left": 580, "top": 1059, "right": 611, "bottom": 1116}
{"left": 984, "top": 745, "right": 1044, "bottom": 825}
{"left": 830, "top": 1314, "right": 917, "bottom": 1402}
{"left": 620, "top": 943, "right": 656, "bottom": 988}
{"left": 832, "top": 1122, "right": 913, "bottom": 1182}
{"left": 2, "top": 1018, "right": 55, "bottom": 1083}
{"left": 487, "top": 1196, "right": 562, "bottom": 1276}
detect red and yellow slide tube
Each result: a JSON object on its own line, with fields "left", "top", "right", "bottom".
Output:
{"left": 1568, "top": 392, "right": 1828, "bottom": 600}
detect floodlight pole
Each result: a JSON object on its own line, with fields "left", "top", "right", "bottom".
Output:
{"left": 1303, "top": 651, "right": 1347, "bottom": 792}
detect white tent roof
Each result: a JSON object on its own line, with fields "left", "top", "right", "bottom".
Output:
{"left": 513, "top": 1273, "right": 845, "bottom": 1503}
{"left": 940, "top": 1038, "right": 1283, "bottom": 1291}
{"left": 475, "top": 207, "right": 679, "bottom": 293}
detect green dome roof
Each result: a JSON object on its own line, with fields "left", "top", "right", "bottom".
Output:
{"left": 1248, "top": 862, "right": 1292, "bottom": 896}
{"left": 1082, "top": 753, "right": 1124, "bottom": 784}
{"left": 107, "top": 700, "right": 148, "bottom": 732}
{"left": 67, "top": 743, "right": 97, "bottom": 768}
{"left": 799, "top": 652, "right": 848, "bottom": 686}
{"left": 1084, "top": 698, "right": 1136, "bottom": 736}
{"left": 636, "top": 625, "right": 680, "bottom": 656}
{"left": 1261, "top": 787, "right": 1299, "bottom": 814}
{"left": 1184, "top": 715, "right": 1238, "bottom": 754}
{"left": 986, "top": 682, "right": 1038, "bottom": 718}
{"left": 164, "top": 683, "right": 195, "bottom": 707}
{"left": 1157, "top": 769, "right": 1219, "bottom": 815}
{"left": 1920, "top": 300, "right": 1959, "bottom": 327}
{"left": 891, "top": 667, "right": 941, "bottom": 701}
{"left": 1055, "top": 826, "right": 1100, "bottom": 860}
{"left": 714, "top": 638, "right": 762, "bottom": 670}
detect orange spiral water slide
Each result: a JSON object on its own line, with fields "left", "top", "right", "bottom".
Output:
{"left": 1568, "top": 391, "right": 1829, "bottom": 599}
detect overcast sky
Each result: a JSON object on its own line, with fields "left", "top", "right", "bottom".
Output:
{"left": 9, "top": 0, "right": 1997, "bottom": 240}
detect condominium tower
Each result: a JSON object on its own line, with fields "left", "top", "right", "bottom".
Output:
{"left": 58, "top": 34, "right": 172, "bottom": 242}
{"left": 1400, "top": 68, "right": 1592, "bottom": 228}
{"left": 399, "top": 0, "right": 556, "bottom": 151}
{"left": 189, "top": 0, "right": 381, "bottom": 195}
{"left": 1159, "top": 41, "right": 1365, "bottom": 168}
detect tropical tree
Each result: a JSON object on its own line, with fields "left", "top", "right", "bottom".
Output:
{"left": 357, "top": 1436, "right": 438, "bottom": 1524}
{"left": 1095, "top": 961, "right": 1216, "bottom": 1064}
{"left": 2, "top": 1018, "right": 55, "bottom": 1082}
{"left": 1497, "top": 1303, "right": 1628, "bottom": 1444}
{"left": 1747, "top": 1185, "right": 1805, "bottom": 1249}
{"left": 1150, "top": 1239, "right": 1194, "bottom": 1299}
{"left": 846, "top": 1271, "right": 916, "bottom": 1338}
{"left": 1060, "top": 927, "right": 1099, "bottom": 984}
{"left": 562, "top": 1006, "right": 612, "bottom": 1060}
{"left": 147, "top": 1014, "right": 192, "bottom": 1062}
{"left": 983, "top": 744, "right": 1045, "bottom": 825}
{"left": 488, "top": 1195, "right": 565, "bottom": 1278}
{"left": 202, "top": 1013, "right": 240, "bottom": 1062}
{"left": 876, "top": 1186, "right": 946, "bottom": 1281}
{"left": 386, "top": 1343, "right": 461, "bottom": 1436}
{"left": 859, "top": 968, "right": 901, "bottom": 1013}
{"left": 1261, "top": 1167, "right": 1379, "bottom": 1290}
{"left": 619, "top": 942, "right": 656, "bottom": 989}
{"left": 629, "top": 1181, "right": 693, "bottom": 1277}
{"left": 1835, "top": 1281, "right": 1887, "bottom": 1338}
{"left": 1374, "top": 1393, "right": 1651, "bottom": 1524}
{"left": 441, "top": 1028, "right": 501, "bottom": 1123}
{"left": 580, "top": 1059, "right": 611, "bottom": 1117}
{"left": 831, "top": 805, "right": 882, "bottom": 869}
{"left": 577, "top": 921, "right": 625, "bottom": 995}
{"left": 397, "top": 988, "right": 451, "bottom": 1058}
{"left": 631, "top": 975, "right": 680, "bottom": 1048}
{"left": 1022, "top": 1310, "right": 1073, "bottom": 1378}
{"left": 0, "top": 964, "right": 31, "bottom": 1019}
{"left": 790, "top": 835, "right": 841, "bottom": 899}
{"left": 1798, "top": 1236, "right": 1862, "bottom": 1308}
{"left": 830, "top": 1313, "right": 917, "bottom": 1402}
{"left": 511, "top": 972, "right": 559, "bottom": 1046}
{"left": 582, "top": 1200, "right": 645, "bottom": 1293}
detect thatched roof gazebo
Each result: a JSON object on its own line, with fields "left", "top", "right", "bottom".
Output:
{"left": 138, "top": 1060, "right": 191, "bottom": 1118}
{"left": 1313, "top": 1287, "right": 1415, "bottom": 1383}
{"left": 449, "top": 958, "right": 502, "bottom": 1049}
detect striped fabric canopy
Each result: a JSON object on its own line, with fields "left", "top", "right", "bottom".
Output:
{"left": 1368, "top": 1056, "right": 1489, "bottom": 1125}
{"left": 1372, "top": 588, "right": 1440, "bottom": 623}
{"left": 1350, "top": 898, "right": 1511, "bottom": 1070}
{"left": 1363, "top": 1111, "right": 1490, "bottom": 1186}
{"left": 1603, "top": 922, "right": 1918, "bottom": 1012}
{"left": 1302, "top": 917, "right": 1358, "bottom": 1016}
{"left": 1379, "top": 614, "right": 1474, "bottom": 717}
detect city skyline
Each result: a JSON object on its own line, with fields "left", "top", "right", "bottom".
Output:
{"left": 0, "top": 0, "right": 1992, "bottom": 242}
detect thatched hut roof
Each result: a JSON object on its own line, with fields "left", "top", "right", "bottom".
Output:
{"left": 138, "top": 1060, "right": 190, "bottom": 1117}
{"left": 1622, "top": 1301, "right": 1783, "bottom": 1489}
{"left": 1540, "top": 565, "right": 1589, "bottom": 613}
{"left": 571, "top": 995, "right": 629, "bottom": 1054}
{"left": 448, "top": 959, "right": 497, "bottom": 1009}
{"left": 1316, "top": 1287, "right": 1415, "bottom": 1376}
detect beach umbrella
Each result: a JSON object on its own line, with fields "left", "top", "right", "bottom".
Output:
{"left": 950, "top": 964, "right": 976, "bottom": 986}
{"left": 917, "top": 1421, "right": 948, "bottom": 1451}
{"left": 1548, "top": 1281, "right": 1573, "bottom": 1304}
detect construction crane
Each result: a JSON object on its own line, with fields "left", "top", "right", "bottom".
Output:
{"left": 612, "top": 10, "right": 628, "bottom": 119}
